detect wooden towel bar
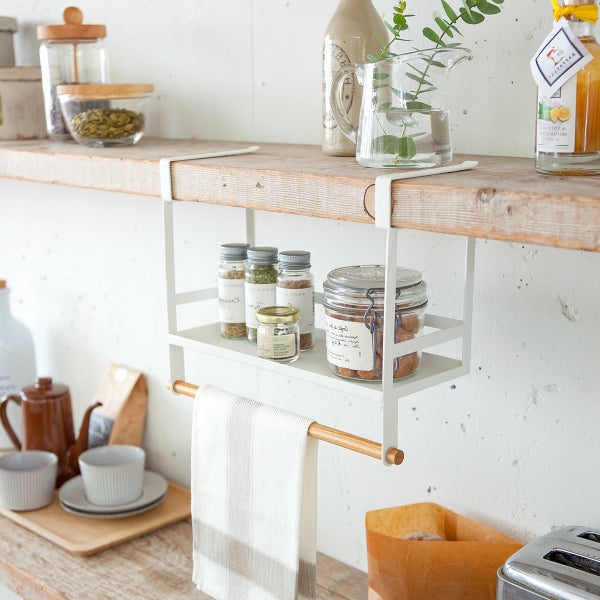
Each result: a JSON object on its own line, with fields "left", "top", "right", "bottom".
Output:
{"left": 170, "top": 380, "right": 404, "bottom": 465}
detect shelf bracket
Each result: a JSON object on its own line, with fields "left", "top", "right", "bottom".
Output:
{"left": 160, "top": 146, "right": 261, "bottom": 383}
{"left": 374, "top": 161, "right": 478, "bottom": 464}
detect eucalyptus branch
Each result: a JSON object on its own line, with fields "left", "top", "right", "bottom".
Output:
{"left": 370, "top": 0, "right": 505, "bottom": 162}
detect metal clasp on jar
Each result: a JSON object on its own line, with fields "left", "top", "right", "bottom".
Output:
{"left": 363, "top": 288, "right": 404, "bottom": 375}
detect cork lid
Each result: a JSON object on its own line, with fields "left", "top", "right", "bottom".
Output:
{"left": 37, "top": 6, "right": 106, "bottom": 40}
{"left": 0, "top": 280, "right": 6, "bottom": 289}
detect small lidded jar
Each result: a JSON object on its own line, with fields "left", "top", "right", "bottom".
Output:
{"left": 218, "top": 242, "right": 249, "bottom": 339}
{"left": 276, "top": 250, "right": 315, "bottom": 351}
{"left": 37, "top": 6, "right": 109, "bottom": 140}
{"left": 245, "top": 247, "right": 278, "bottom": 344}
{"left": 256, "top": 306, "right": 300, "bottom": 364}
{"left": 323, "top": 265, "right": 428, "bottom": 382}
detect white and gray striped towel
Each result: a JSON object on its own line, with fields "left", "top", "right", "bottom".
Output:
{"left": 191, "top": 384, "right": 317, "bottom": 600}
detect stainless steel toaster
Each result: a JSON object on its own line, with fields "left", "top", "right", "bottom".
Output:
{"left": 497, "top": 526, "right": 600, "bottom": 599}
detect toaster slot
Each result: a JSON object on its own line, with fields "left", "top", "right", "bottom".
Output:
{"left": 544, "top": 549, "right": 600, "bottom": 578}
{"left": 578, "top": 531, "right": 600, "bottom": 544}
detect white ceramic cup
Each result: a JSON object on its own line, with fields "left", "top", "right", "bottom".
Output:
{"left": 0, "top": 450, "right": 58, "bottom": 511}
{"left": 78, "top": 444, "right": 145, "bottom": 506}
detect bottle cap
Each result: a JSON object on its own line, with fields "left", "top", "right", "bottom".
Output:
{"left": 278, "top": 250, "right": 311, "bottom": 269}
{"left": 247, "top": 246, "right": 278, "bottom": 264}
{"left": 256, "top": 306, "right": 300, "bottom": 324}
{"left": 37, "top": 6, "right": 106, "bottom": 40}
{"left": 219, "top": 242, "right": 249, "bottom": 261}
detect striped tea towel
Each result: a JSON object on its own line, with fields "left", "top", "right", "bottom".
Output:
{"left": 191, "top": 384, "right": 318, "bottom": 600}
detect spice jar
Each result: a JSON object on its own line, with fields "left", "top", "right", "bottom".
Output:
{"left": 0, "top": 17, "right": 17, "bottom": 68}
{"left": 323, "top": 265, "right": 428, "bottom": 382}
{"left": 276, "top": 250, "right": 315, "bottom": 351}
{"left": 245, "top": 247, "right": 278, "bottom": 344}
{"left": 256, "top": 306, "right": 300, "bottom": 364}
{"left": 37, "top": 6, "right": 109, "bottom": 140}
{"left": 218, "top": 242, "right": 249, "bottom": 339}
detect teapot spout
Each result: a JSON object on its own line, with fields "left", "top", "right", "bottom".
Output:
{"left": 67, "top": 401, "right": 102, "bottom": 474}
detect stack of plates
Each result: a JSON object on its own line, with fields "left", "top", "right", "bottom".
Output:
{"left": 58, "top": 471, "right": 168, "bottom": 519}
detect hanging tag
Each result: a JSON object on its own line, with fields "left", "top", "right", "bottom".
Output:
{"left": 530, "top": 17, "right": 592, "bottom": 96}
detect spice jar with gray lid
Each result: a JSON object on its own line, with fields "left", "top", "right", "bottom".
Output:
{"left": 37, "top": 6, "right": 109, "bottom": 140}
{"left": 276, "top": 250, "right": 315, "bottom": 351}
{"left": 0, "top": 17, "right": 17, "bottom": 68}
{"left": 323, "top": 265, "right": 428, "bottom": 382}
{"left": 218, "top": 243, "right": 249, "bottom": 339}
{"left": 245, "top": 247, "right": 278, "bottom": 344}
{"left": 256, "top": 306, "right": 300, "bottom": 364}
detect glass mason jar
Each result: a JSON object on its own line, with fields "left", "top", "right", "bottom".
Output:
{"left": 37, "top": 7, "right": 108, "bottom": 140}
{"left": 245, "top": 247, "right": 278, "bottom": 344}
{"left": 276, "top": 250, "right": 315, "bottom": 351}
{"left": 256, "top": 306, "right": 300, "bottom": 364}
{"left": 217, "top": 242, "right": 249, "bottom": 339}
{"left": 323, "top": 265, "right": 428, "bottom": 381}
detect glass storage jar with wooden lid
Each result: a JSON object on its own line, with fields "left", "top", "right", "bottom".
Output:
{"left": 37, "top": 6, "right": 109, "bottom": 141}
{"left": 323, "top": 265, "right": 427, "bottom": 381}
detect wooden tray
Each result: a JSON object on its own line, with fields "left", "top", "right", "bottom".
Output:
{"left": 0, "top": 480, "right": 191, "bottom": 556}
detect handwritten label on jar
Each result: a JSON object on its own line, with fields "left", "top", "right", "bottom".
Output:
{"left": 245, "top": 283, "right": 276, "bottom": 328}
{"left": 324, "top": 315, "right": 373, "bottom": 371}
{"left": 276, "top": 286, "right": 315, "bottom": 334}
{"left": 218, "top": 278, "right": 245, "bottom": 323}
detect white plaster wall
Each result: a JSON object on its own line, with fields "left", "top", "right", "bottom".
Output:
{"left": 1, "top": 0, "right": 599, "bottom": 578}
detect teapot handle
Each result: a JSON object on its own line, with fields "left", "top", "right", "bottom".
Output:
{"left": 0, "top": 394, "right": 22, "bottom": 450}
{"left": 330, "top": 63, "right": 364, "bottom": 145}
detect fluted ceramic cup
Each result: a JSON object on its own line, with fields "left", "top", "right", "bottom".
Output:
{"left": 0, "top": 450, "right": 58, "bottom": 511}
{"left": 78, "top": 444, "right": 145, "bottom": 506}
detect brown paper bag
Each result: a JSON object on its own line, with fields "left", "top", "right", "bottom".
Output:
{"left": 366, "top": 502, "right": 522, "bottom": 600}
{"left": 87, "top": 364, "right": 148, "bottom": 448}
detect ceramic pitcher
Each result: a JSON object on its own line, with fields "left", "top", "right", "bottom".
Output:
{"left": 330, "top": 47, "right": 472, "bottom": 168}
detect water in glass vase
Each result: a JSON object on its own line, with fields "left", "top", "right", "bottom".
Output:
{"left": 358, "top": 107, "right": 451, "bottom": 168}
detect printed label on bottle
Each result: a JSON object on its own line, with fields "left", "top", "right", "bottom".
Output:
{"left": 323, "top": 41, "right": 355, "bottom": 131}
{"left": 530, "top": 18, "right": 592, "bottom": 96}
{"left": 537, "top": 76, "right": 576, "bottom": 153}
{"left": 257, "top": 332, "right": 297, "bottom": 360}
{"left": 218, "top": 277, "right": 245, "bottom": 323}
{"left": 245, "top": 282, "right": 276, "bottom": 328}
{"left": 325, "top": 315, "right": 374, "bottom": 371}
{"left": 276, "top": 286, "right": 315, "bottom": 334}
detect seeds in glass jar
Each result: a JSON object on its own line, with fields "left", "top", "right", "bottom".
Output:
{"left": 70, "top": 107, "right": 144, "bottom": 139}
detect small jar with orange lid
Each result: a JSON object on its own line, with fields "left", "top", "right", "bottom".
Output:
{"left": 37, "top": 6, "right": 109, "bottom": 140}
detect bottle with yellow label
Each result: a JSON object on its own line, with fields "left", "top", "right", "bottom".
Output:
{"left": 536, "top": 0, "right": 600, "bottom": 174}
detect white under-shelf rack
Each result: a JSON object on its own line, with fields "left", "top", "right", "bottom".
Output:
{"left": 161, "top": 151, "right": 475, "bottom": 464}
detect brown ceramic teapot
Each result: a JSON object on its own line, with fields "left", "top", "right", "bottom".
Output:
{"left": 0, "top": 377, "right": 101, "bottom": 486}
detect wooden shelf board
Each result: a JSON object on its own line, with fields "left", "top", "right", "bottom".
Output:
{"left": 1, "top": 137, "right": 599, "bottom": 251}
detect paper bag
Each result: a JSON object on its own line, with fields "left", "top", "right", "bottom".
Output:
{"left": 87, "top": 364, "right": 148, "bottom": 448}
{"left": 366, "top": 502, "right": 522, "bottom": 600}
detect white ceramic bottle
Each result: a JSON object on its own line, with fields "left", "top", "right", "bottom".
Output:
{"left": 322, "top": 0, "right": 389, "bottom": 156}
{"left": 0, "top": 280, "right": 36, "bottom": 448}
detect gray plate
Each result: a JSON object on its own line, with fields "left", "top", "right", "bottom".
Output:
{"left": 59, "top": 471, "right": 168, "bottom": 514}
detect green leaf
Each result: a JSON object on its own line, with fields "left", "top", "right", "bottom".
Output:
{"left": 406, "top": 101, "right": 432, "bottom": 110}
{"left": 397, "top": 136, "right": 417, "bottom": 159}
{"left": 373, "top": 72, "right": 390, "bottom": 80}
{"left": 423, "top": 26, "right": 444, "bottom": 45}
{"left": 475, "top": 0, "right": 501, "bottom": 14}
{"left": 379, "top": 102, "right": 393, "bottom": 111}
{"left": 460, "top": 7, "right": 485, "bottom": 24}
{"left": 406, "top": 72, "right": 429, "bottom": 84}
{"left": 442, "top": 0, "right": 458, "bottom": 20}
{"left": 435, "top": 17, "right": 453, "bottom": 37}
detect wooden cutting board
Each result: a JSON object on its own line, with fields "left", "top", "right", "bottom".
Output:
{"left": 0, "top": 480, "right": 191, "bottom": 556}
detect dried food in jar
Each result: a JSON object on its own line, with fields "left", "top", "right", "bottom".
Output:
{"left": 323, "top": 265, "right": 427, "bottom": 382}
{"left": 276, "top": 250, "right": 315, "bottom": 350}
{"left": 70, "top": 107, "right": 144, "bottom": 139}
